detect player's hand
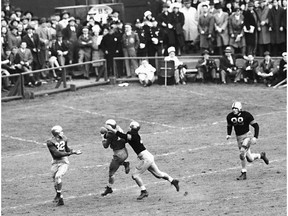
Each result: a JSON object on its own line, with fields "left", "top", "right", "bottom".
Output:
{"left": 251, "top": 137, "right": 257, "bottom": 145}
{"left": 226, "top": 135, "right": 231, "bottom": 140}
{"left": 105, "top": 124, "right": 117, "bottom": 133}
{"left": 100, "top": 126, "right": 108, "bottom": 134}
{"left": 72, "top": 150, "right": 82, "bottom": 155}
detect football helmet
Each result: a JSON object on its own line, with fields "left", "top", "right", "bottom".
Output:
{"left": 105, "top": 119, "right": 117, "bottom": 129}
{"left": 232, "top": 101, "right": 242, "bottom": 111}
{"left": 130, "top": 121, "right": 140, "bottom": 131}
{"left": 51, "top": 125, "right": 63, "bottom": 137}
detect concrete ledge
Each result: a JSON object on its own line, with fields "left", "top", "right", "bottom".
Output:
{"left": 1, "top": 95, "right": 23, "bottom": 102}
{"left": 70, "top": 80, "right": 110, "bottom": 91}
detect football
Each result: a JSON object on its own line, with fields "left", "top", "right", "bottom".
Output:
{"left": 100, "top": 127, "right": 108, "bottom": 134}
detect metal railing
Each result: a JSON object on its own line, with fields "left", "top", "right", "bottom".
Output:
{"left": 1, "top": 59, "right": 107, "bottom": 101}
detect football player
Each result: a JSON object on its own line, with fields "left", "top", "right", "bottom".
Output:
{"left": 226, "top": 102, "right": 269, "bottom": 180}
{"left": 47, "top": 125, "right": 82, "bottom": 206}
{"left": 100, "top": 119, "right": 130, "bottom": 196}
{"left": 105, "top": 121, "right": 180, "bottom": 200}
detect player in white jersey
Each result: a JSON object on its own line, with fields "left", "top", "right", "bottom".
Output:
{"left": 47, "top": 125, "right": 82, "bottom": 206}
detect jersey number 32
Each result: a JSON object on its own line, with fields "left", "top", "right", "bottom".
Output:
{"left": 55, "top": 141, "right": 65, "bottom": 151}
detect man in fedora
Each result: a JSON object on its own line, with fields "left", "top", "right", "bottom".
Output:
{"left": 241, "top": 54, "right": 259, "bottom": 83}
{"left": 219, "top": 46, "right": 244, "bottom": 84}
{"left": 196, "top": 49, "right": 218, "bottom": 83}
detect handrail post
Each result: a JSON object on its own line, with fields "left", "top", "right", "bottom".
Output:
{"left": 63, "top": 67, "right": 67, "bottom": 88}
{"left": 20, "top": 73, "right": 24, "bottom": 98}
{"left": 104, "top": 59, "right": 108, "bottom": 81}
{"left": 165, "top": 60, "right": 167, "bottom": 86}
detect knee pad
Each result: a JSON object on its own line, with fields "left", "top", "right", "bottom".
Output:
{"left": 109, "top": 175, "right": 115, "bottom": 184}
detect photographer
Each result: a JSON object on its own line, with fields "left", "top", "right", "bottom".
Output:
{"left": 196, "top": 50, "right": 218, "bottom": 83}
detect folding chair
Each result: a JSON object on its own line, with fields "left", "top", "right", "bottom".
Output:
{"left": 157, "top": 60, "right": 175, "bottom": 86}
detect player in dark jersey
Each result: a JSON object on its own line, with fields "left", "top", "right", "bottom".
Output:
{"left": 100, "top": 119, "right": 130, "bottom": 196}
{"left": 226, "top": 102, "right": 269, "bottom": 180}
{"left": 105, "top": 121, "right": 179, "bottom": 200}
{"left": 47, "top": 125, "right": 82, "bottom": 206}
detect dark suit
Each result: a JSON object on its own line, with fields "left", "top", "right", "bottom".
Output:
{"left": 220, "top": 53, "right": 243, "bottom": 83}
{"left": 241, "top": 59, "right": 259, "bottom": 82}
{"left": 22, "top": 33, "right": 44, "bottom": 70}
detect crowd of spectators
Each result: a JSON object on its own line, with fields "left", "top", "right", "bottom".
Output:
{"left": 1, "top": 0, "right": 287, "bottom": 90}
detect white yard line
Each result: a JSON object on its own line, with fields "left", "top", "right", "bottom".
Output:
{"left": 2, "top": 158, "right": 285, "bottom": 211}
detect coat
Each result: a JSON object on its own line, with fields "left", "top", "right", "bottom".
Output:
{"left": 256, "top": 6, "right": 271, "bottom": 44}
{"left": 228, "top": 13, "right": 246, "bottom": 48}
{"left": 157, "top": 11, "right": 176, "bottom": 46}
{"left": 198, "top": 13, "right": 214, "bottom": 48}
{"left": 22, "top": 33, "right": 45, "bottom": 68}
{"left": 243, "top": 9, "right": 259, "bottom": 46}
{"left": 181, "top": 6, "right": 198, "bottom": 41}
{"left": 7, "top": 32, "right": 21, "bottom": 50}
{"left": 268, "top": 6, "right": 285, "bottom": 44}
{"left": 220, "top": 54, "right": 243, "bottom": 71}
{"left": 213, "top": 11, "right": 230, "bottom": 46}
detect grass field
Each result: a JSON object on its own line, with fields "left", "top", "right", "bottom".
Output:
{"left": 1, "top": 82, "right": 287, "bottom": 216}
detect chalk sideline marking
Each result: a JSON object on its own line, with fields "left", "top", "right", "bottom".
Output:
{"left": 2, "top": 158, "right": 285, "bottom": 211}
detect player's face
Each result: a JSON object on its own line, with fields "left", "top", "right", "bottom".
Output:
{"left": 232, "top": 107, "right": 240, "bottom": 115}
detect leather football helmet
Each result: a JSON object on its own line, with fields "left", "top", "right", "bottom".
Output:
{"left": 130, "top": 121, "right": 140, "bottom": 131}
{"left": 51, "top": 125, "right": 63, "bottom": 137}
{"left": 232, "top": 101, "right": 242, "bottom": 111}
{"left": 105, "top": 119, "right": 117, "bottom": 129}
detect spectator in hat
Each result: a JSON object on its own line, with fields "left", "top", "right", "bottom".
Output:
{"left": 31, "top": 16, "right": 39, "bottom": 29}
{"left": 134, "top": 18, "right": 148, "bottom": 57}
{"left": 21, "top": 16, "right": 29, "bottom": 30}
{"left": 172, "top": 3, "right": 186, "bottom": 56}
{"left": 181, "top": 0, "right": 198, "bottom": 54}
{"left": 36, "top": 17, "right": 52, "bottom": 65}
{"left": 196, "top": 49, "right": 218, "bottom": 83}
{"left": 157, "top": 2, "right": 176, "bottom": 55}
{"left": 240, "top": 54, "right": 259, "bottom": 83}
{"left": 49, "top": 32, "right": 69, "bottom": 73}
{"left": 122, "top": 23, "right": 139, "bottom": 77}
{"left": 269, "top": 52, "right": 287, "bottom": 86}
{"left": 23, "top": 11, "right": 33, "bottom": 22}
{"left": 78, "top": 26, "right": 93, "bottom": 79}
{"left": 48, "top": 34, "right": 63, "bottom": 80}
{"left": 147, "top": 17, "right": 163, "bottom": 66}
{"left": 143, "top": 10, "right": 153, "bottom": 22}
{"left": 7, "top": 25, "right": 21, "bottom": 50}
{"left": 22, "top": 24, "right": 44, "bottom": 76}
{"left": 256, "top": 0, "right": 271, "bottom": 56}
{"left": 243, "top": 1, "right": 259, "bottom": 55}
{"left": 228, "top": 5, "right": 246, "bottom": 55}
{"left": 17, "top": 23, "right": 27, "bottom": 39}
{"left": 14, "top": 7, "right": 22, "bottom": 21}
{"left": 164, "top": 46, "right": 187, "bottom": 84}
{"left": 59, "top": 10, "right": 70, "bottom": 30}
{"left": 91, "top": 24, "right": 105, "bottom": 81}
{"left": 213, "top": 2, "right": 229, "bottom": 55}
{"left": 197, "top": 0, "right": 210, "bottom": 17}
{"left": 268, "top": 0, "right": 286, "bottom": 56}
{"left": 219, "top": 46, "right": 244, "bottom": 83}
{"left": 135, "top": 59, "right": 156, "bottom": 87}
{"left": 62, "top": 17, "right": 81, "bottom": 64}
{"left": 1, "top": 26, "right": 9, "bottom": 52}
{"left": 198, "top": 4, "right": 214, "bottom": 53}
{"left": 256, "top": 51, "right": 276, "bottom": 85}
{"left": 100, "top": 26, "right": 121, "bottom": 77}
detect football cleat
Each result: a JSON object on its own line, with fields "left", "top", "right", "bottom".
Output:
{"left": 53, "top": 195, "right": 60, "bottom": 203}
{"left": 137, "top": 190, "right": 148, "bottom": 200}
{"left": 260, "top": 152, "right": 269, "bottom": 165}
{"left": 123, "top": 161, "right": 130, "bottom": 174}
{"left": 236, "top": 172, "right": 247, "bottom": 180}
{"left": 101, "top": 186, "right": 113, "bottom": 196}
{"left": 171, "top": 179, "right": 180, "bottom": 192}
{"left": 57, "top": 197, "right": 64, "bottom": 206}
